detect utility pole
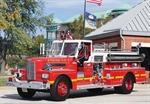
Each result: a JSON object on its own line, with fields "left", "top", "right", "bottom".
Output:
{"left": 83, "top": 0, "right": 86, "bottom": 39}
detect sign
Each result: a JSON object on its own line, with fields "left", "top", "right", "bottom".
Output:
{"left": 85, "top": 12, "right": 97, "bottom": 29}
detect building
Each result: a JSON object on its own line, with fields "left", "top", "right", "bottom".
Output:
{"left": 46, "top": 2, "right": 132, "bottom": 49}
{"left": 110, "top": 2, "right": 132, "bottom": 17}
{"left": 46, "top": 18, "right": 62, "bottom": 50}
{"left": 84, "top": 0, "right": 150, "bottom": 71}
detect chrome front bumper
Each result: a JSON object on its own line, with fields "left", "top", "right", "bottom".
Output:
{"left": 6, "top": 81, "right": 50, "bottom": 90}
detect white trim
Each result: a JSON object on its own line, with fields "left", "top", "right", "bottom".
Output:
{"left": 132, "top": 42, "right": 150, "bottom": 48}
{"left": 123, "top": 30, "right": 150, "bottom": 36}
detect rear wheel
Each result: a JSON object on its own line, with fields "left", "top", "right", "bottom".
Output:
{"left": 17, "top": 88, "right": 36, "bottom": 98}
{"left": 119, "top": 74, "right": 134, "bottom": 94}
{"left": 50, "top": 76, "right": 70, "bottom": 101}
{"left": 87, "top": 88, "right": 103, "bottom": 92}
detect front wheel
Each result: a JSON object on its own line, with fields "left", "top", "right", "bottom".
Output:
{"left": 50, "top": 76, "right": 70, "bottom": 101}
{"left": 17, "top": 88, "right": 36, "bottom": 98}
{"left": 119, "top": 74, "right": 134, "bottom": 94}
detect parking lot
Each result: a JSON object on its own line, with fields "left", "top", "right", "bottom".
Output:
{"left": 0, "top": 84, "right": 150, "bottom": 104}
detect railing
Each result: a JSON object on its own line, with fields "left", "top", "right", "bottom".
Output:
{"left": 93, "top": 43, "right": 141, "bottom": 53}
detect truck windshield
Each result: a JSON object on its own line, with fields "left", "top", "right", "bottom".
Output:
{"left": 62, "top": 43, "right": 78, "bottom": 56}
{"left": 51, "top": 42, "right": 63, "bottom": 55}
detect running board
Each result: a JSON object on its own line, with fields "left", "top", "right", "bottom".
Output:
{"left": 77, "top": 84, "right": 116, "bottom": 90}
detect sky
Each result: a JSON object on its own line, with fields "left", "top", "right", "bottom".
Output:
{"left": 42, "top": 0, "right": 144, "bottom": 22}
{"left": 0, "top": 0, "right": 144, "bottom": 37}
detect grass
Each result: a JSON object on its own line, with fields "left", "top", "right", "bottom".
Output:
{"left": 0, "top": 73, "right": 8, "bottom": 76}
{"left": 0, "top": 77, "right": 8, "bottom": 86}
{"left": 0, "top": 73, "right": 12, "bottom": 86}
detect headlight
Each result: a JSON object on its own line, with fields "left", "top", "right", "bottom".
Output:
{"left": 42, "top": 74, "right": 49, "bottom": 79}
{"left": 44, "top": 64, "right": 52, "bottom": 70}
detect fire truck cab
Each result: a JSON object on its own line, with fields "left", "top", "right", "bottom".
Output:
{"left": 7, "top": 40, "right": 146, "bottom": 101}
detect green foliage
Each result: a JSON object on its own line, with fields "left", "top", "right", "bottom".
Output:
{"left": 70, "top": 16, "right": 83, "bottom": 39}
{"left": 3, "top": 0, "right": 53, "bottom": 34}
{"left": 97, "top": 15, "right": 114, "bottom": 27}
{"left": 4, "top": 0, "right": 41, "bottom": 33}
{"left": 0, "top": 0, "right": 12, "bottom": 29}
{"left": 69, "top": 13, "right": 114, "bottom": 39}
{"left": 0, "top": 0, "right": 53, "bottom": 62}
{"left": 70, "top": 15, "right": 94, "bottom": 39}
{"left": 0, "top": 78, "right": 7, "bottom": 86}
{"left": 6, "top": 57, "right": 26, "bottom": 68}
{"left": 27, "top": 35, "right": 45, "bottom": 57}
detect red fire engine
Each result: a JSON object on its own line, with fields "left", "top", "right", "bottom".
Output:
{"left": 7, "top": 40, "right": 146, "bottom": 101}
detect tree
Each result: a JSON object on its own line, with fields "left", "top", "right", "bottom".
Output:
{"left": 96, "top": 14, "right": 115, "bottom": 28}
{"left": 0, "top": 0, "right": 15, "bottom": 29}
{"left": 27, "top": 35, "right": 45, "bottom": 57}
{"left": 0, "top": 0, "right": 27, "bottom": 61}
{"left": 70, "top": 15, "right": 94, "bottom": 39}
{"left": 1, "top": 0, "right": 53, "bottom": 61}
{"left": 4, "top": 0, "right": 53, "bottom": 34}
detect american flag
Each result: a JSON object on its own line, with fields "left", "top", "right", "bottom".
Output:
{"left": 86, "top": 0, "right": 102, "bottom": 6}
{"left": 66, "top": 31, "right": 73, "bottom": 40}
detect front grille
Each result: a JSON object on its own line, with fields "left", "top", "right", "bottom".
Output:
{"left": 26, "top": 61, "right": 35, "bottom": 80}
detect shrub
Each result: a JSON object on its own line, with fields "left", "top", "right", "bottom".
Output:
{"left": 6, "top": 57, "right": 26, "bottom": 69}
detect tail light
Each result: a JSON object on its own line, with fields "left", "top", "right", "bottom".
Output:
{"left": 8, "top": 77, "right": 13, "bottom": 81}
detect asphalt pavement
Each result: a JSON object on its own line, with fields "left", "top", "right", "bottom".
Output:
{"left": 0, "top": 84, "right": 150, "bottom": 104}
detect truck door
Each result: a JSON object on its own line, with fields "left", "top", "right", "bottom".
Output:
{"left": 83, "top": 43, "right": 92, "bottom": 77}
{"left": 77, "top": 42, "right": 92, "bottom": 78}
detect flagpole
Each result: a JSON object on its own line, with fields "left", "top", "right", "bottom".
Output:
{"left": 83, "top": 0, "right": 86, "bottom": 38}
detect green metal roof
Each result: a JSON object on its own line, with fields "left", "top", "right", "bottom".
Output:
{"left": 62, "top": 9, "right": 112, "bottom": 24}
{"left": 92, "top": 9, "right": 112, "bottom": 19}
{"left": 53, "top": 18, "right": 62, "bottom": 24}
{"left": 114, "top": 2, "right": 132, "bottom": 10}
{"left": 63, "top": 14, "right": 82, "bottom": 24}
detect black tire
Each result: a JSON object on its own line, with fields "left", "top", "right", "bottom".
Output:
{"left": 114, "top": 86, "right": 121, "bottom": 93}
{"left": 17, "top": 88, "right": 36, "bottom": 98}
{"left": 87, "top": 88, "right": 103, "bottom": 92}
{"left": 119, "top": 74, "right": 134, "bottom": 94}
{"left": 50, "top": 76, "right": 70, "bottom": 101}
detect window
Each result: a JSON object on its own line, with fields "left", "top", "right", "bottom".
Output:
{"left": 84, "top": 45, "right": 88, "bottom": 59}
{"left": 48, "top": 32, "right": 56, "bottom": 39}
{"left": 62, "top": 43, "right": 78, "bottom": 56}
{"left": 50, "top": 43, "right": 63, "bottom": 55}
